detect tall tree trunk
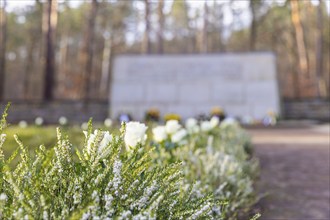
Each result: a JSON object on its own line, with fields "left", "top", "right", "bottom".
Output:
{"left": 315, "top": 0, "right": 326, "bottom": 97}
{"left": 142, "top": 0, "right": 151, "bottom": 54}
{"left": 249, "top": 0, "right": 257, "bottom": 51}
{"left": 80, "top": 0, "right": 98, "bottom": 102}
{"left": 24, "top": 34, "right": 38, "bottom": 100}
{"left": 201, "top": 1, "right": 208, "bottom": 53}
{"left": 43, "top": 0, "right": 58, "bottom": 101}
{"left": 183, "top": 0, "right": 193, "bottom": 53}
{"left": 157, "top": 0, "right": 164, "bottom": 54}
{"left": 0, "top": 0, "right": 7, "bottom": 101}
{"left": 288, "top": 21, "right": 301, "bottom": 98}
{"left": 290, "top": 0, "right": 309, "bottom": 80}
{"left": 58, "top": 34, "right": 68, "bottom": 97}
{"left": 33, "top": 0, "right": 47, "bottom": 101}
{"left": 57, "top": 2, "right": 71, "bottom": 99}
{"left": 211, "top": 0, "right": 225, "bottom": 52}
{"left": 100, "top": 34, "right": 112, "bottom": 97}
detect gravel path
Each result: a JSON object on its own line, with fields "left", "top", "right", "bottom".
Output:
{"left": 248, "top": 125, "right": 330, "bottom": 220}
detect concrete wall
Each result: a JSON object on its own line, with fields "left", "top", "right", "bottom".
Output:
{"left": 110, "top": 53, "right": 280, "bottom": 120}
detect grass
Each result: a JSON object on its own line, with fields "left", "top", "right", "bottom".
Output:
{"left": 2, "top": 124, "right": 118, "bottom": 167}
{"left": 2, "top": 124, "right": 116, "bottom": 157}
{"left": 2, "top": 122, "right": 160, "bottom": 157}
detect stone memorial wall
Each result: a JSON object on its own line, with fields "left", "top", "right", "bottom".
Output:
{"left": 110, "top": 53, "right": 280, "bottom": 120}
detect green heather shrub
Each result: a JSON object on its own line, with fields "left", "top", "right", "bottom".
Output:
{"left": 0, "top": 104, "right": 260, "bottom": 220}
{"left": 0, "top": 106, "right": 218, "bottom": 219}
{"left": 151, "top": 118, "right": 259, "bottom": 219}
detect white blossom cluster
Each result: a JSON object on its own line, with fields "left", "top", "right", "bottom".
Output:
{"left": 124, "top": 121, "right": 148, "bottom": 150}
{"left": 150, "top": 115, "right": 258, "bottom": 218}
{"left": 152, "top": 116, "right": 222, "bottom": 147}
{"left": 152, "top": 120, "right": 188, "bottom": 145}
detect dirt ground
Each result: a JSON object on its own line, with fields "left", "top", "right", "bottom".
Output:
{"left": 247, "top": 124, "right": 330, "bottom": 220}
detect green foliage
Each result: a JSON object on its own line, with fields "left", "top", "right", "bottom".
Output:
{"left": 150, "top": 119, "right": 259, "bottom": 219}
{"left": 0, "top": 103, "right": 10, "bottom": 133}
{"left": 0, "top": 106, "right": 260, "bottom": 219}
{"left": 0, "top": 113, "right": 215, "bottom": 219}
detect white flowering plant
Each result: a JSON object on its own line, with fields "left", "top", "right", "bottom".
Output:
{"left": 151, "top": 120, "right": 189, "bottom": 155}
{"left": 150, "top": 117, "right": 259, "bottom": 219}
{"left": 0, "top": 105, "right": 221, "bottom": 220}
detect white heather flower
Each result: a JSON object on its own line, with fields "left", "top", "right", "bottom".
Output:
{"left": 81, "top": 122, "right": 88, "bottom": 130}
{"left": 185, "top": 118, "right": 197, "bottom": 129}
{"left": 206, "top": 135, "right": 214, "bottom": 155}
{"left": 19, "top": 193, "right": 24, "bottom": 200}
{"left": 104, "top": 194, "right": 114, "bottom": 210}
{"left": 124, "top": 122, "right": 148, "bottom": 149}
{"left": 83, "top": 130, "right": 113, "bottom": 157}
{"left": 99, "top": 131, "right": 112, "bottom": 156}
{"left": 120, "top": 210, "right": 132, "bottom": 219}
{"left": 18, "top": 120, "right": 28, "bottom": 128}
{"left": 59, "top": 116, "right": 68, "bottom": 125}
{"left": 185, "top": 118, "right": 200, "bottom": 134}
{"left": 104, "top": 118, "right": 112, "bottom": 128}
{"left": 92, "top": 190, "right": 98, "bottom": 200}
{"left": 212, "top": 205, "right": 221, "bottom": 216}
{"left": 35, "top": 117, "right": 44, "bottom": 126}
{"left": 220, "top": 117, "right": 238, "bottom": 128}
{"left": 200, "top": 121, "right": 212, "bottom": 132}
{"left": 0, "top": 193, "right": 7, "bottom": 201}
{"left": 43, "top": 211, "right": 48, "bottom": 220}
{"left": 190, "top": 202, "right": 211, "bottom": 220}
{"left": 101, "top": 132, "right": 112, "bottom": 152}
{"left": 136, "top": 180, "right": 158, "bottom": 210}
{"left": 0, "top": 133, "right": 6, "bottom": 141}
{"left": 81, "top": 213, "right": 91, "bottom": 220}
{"left": 210, "top": 116, "right": 219, "bottom": 128}
{"left": 191, "top": 125, "right": 200, "bottom": 134}
{"left": 152, "top": 126, "right": 167, "bottom": 143}
{"left": 83, "top": 130, "right": 98, "bottom": 154}
{"left": 73, "top": 191, "right": 82, "bottom": 205}
{"left": 165, "top": 120, "right": 181, "bottom": 135}
{"left": 113, "top": 159, "right": 122, "bottom": 196}
{"left": 171, "top": 129, "right": 187, "bottom": 143}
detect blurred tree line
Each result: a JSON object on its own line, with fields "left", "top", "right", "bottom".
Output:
{"left": 0, "top": 0, "right": 329, "bottom": 102}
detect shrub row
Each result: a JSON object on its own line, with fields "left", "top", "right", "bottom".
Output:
{"left": 0, "top": 105, "right": 259, "bottom": 219}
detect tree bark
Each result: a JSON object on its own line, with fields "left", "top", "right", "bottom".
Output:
{"left": 58, "top": 34, "right": 68, "bottom": 97}
{"left": 290, "top": 0, "right": 309, "bottom": 80}
{"left": 43, "top": 0, "right": 58, "bottom": 101}
{"left": 24, "top": 33, "right": 38, "bottom": 100}
{"left": 80, "top": 0, "right": 98, "bottom": 102}
{"left": 157, "top": 0, "right": 164, "bottom": 54}
{"left": 212, "top": 0, "right": 225, "bottom": 52}
{"left": 201, "top": 1, "right": 208, "bottom": 53}
{"left": 142, "top": 0, "right": 151, "bottom": 54}
{"left": 315, "top": 0, "right": 326, "bottom": 97}
{"left": 249, "top": 0, "right": 257, "bottom": 51}
{"left": 0, "top": 0, "right": 7, "bottom": 101}
{"left": 100, "top": 34, "right": 112, "bottom": 97}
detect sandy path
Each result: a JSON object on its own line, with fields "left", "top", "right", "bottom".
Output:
{"left": 248, "top": 125, "right": 330, "bottom": 220}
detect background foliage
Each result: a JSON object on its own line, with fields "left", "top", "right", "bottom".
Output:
{"left": 0, "top": 0, "right": 329, "bottom": 101}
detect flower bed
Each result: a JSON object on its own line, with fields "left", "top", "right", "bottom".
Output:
{"left": 0, "top": 105, "right": 259, "bottom": 219}
{"left": 150, "top": 118, "right": 259, "bottom": 219}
